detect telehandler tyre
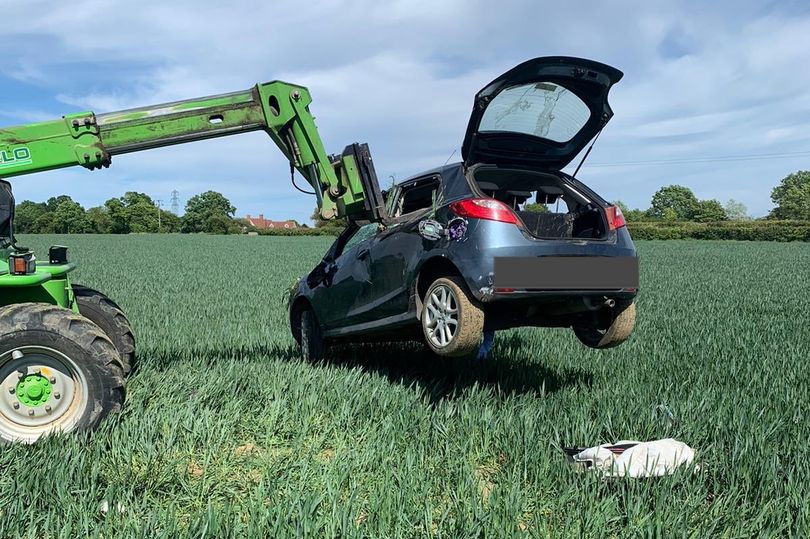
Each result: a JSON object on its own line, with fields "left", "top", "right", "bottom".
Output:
{"left": 421, "top": 276, "right": 484, "bottom": 358}
{"left": 0, "top": 303, "right": 125, "bottom": 444}
{"left": 573, "top": 301, "right": 636, "bottom": 349}
{"left": 73, "top": 284, "right": 136, "bottom": 375}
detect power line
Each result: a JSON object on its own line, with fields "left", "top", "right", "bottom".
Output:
{"left": 170, "top": 190, "right": 180, "bottom": 215}
{"left": 582, "top": 149, "right": 810, "bottom": 168}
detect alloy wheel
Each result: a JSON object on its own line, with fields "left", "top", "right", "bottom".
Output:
{"left": 424, "top": 284, "right": 459, "bottom": 348}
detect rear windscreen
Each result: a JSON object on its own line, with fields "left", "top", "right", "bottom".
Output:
{"left": 479, "top": 82, "right": 590, "bottom": 142}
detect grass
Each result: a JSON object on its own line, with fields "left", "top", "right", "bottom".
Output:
{"left": 1, "top": 235, "right": 809, "bottom": 537}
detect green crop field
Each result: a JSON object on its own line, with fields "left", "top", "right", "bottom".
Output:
{"left": 1, "top": 235, "right": 808, "bottom": 538}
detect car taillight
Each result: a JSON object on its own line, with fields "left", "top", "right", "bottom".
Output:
{"left": 606, "top": 205, "right": 626, "bottom": 230}
{"left": 449, "top": 198, "right": 519, "bottom": 225}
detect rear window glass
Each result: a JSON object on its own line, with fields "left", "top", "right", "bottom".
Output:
{"left": 479, "top": 82, "right": 590, "bottom": 142}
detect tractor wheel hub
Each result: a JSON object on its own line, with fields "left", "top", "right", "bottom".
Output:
{"left": 16, "top": 374, "right": 52, "bottom": 407}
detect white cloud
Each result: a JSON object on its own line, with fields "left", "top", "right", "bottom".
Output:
{"left": 3, "top": 0, "right": 810, "bottom": 220}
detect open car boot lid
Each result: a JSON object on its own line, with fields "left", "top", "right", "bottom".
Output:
{"left": 461, "top": 56, "right": 623, "bottom": 171}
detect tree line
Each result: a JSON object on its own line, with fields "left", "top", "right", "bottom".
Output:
{"left": 13, "top": 170, "right": 810, "bottom": 236}
{"left": 613, "top": 171, "right": 810, "bottom": 223}
{"left": 14, "top": 191, "right": 247, "bottom": 235}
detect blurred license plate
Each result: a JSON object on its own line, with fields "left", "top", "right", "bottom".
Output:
{"left": 494, "top": 256, "right": 639, "bottom": 289}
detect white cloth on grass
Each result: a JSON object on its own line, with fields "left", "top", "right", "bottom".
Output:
{"left": 571, "top": 438, "right": 695, "bottom": 478}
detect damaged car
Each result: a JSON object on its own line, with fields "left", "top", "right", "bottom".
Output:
{"left": 289, "top": 56, "right": 639, "bottom": 360}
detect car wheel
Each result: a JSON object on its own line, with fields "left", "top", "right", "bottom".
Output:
{"left": 421, "top": 276, "right": 484, "bottom": 358}
{"left": 300, "top": 309, "right": 324, "bottom": 362}
{"left": 573, "top": 301, "right": 636, "bottom": 349}
{"left": 0, "top": 303, "right": 125, "bottom": 444}
{"left": 73, "top": 284, "right": 136, "bottom": 376}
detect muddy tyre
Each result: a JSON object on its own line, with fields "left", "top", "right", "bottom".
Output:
{"left": 73, "top": 284, "right": 136, "bottom": 376}
{"left": 573, "top": 301, "right": 636, "bottom": 349}
{"left": 421, "top": 276, "right": 484, "bottom": 358}
{"left": 300, "top": 309, "right": 324, "bottom": 362}
{"left": 0, "top": 303, "right": 125, "bottom": 444}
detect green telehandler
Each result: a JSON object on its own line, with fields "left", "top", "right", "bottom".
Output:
{"left": 0, "top": 81, "right": 386, "bottom": 443}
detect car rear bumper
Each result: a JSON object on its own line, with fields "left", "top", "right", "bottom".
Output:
{"left": 446, "top": 221, "right": 637, "bottom": 303}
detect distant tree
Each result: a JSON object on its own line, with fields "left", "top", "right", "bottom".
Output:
{"left": 612, "top": 200, "right": 651, "bottom": 222}
{"left": 32, "top": 212, "right": 56, "bottom": 234}
{"left": 52, "top": 200, "right": 89, "bottom": 233}
{"left": 86, "top": 206, "right": 112, "bottom": 234}
{"left": 692, "top": 199, "right": 728, "bottom": 222}
{"left": 724, "top": 199, "right": 750, "bottom": 221}
{"left": 104, "top": 198, "right": 130, "bottom": 234}
{"left": 120, "top": 192, "right": 154, "bottom": 207}
{"left": 624, "top": 208, "right": 652, "bottom": 222}
{"left": 14, "top": 201, "right": 48, "bottom": 233}
{"left": 45, "top": 195, "right": 75, "bottom": 213}
{"left": 159, "top": 210, "right": 181, "bottom": 233}
{"left": 182, "top": 191, "right": 236, "bottom": 233}
{"left": 769, "top": 170, "right": 810, "bottom": 220}
{"left": 310, "top": 208, "right": 348, "bottom": 229}
{"left": 127, "top": 201, "right": 159, "bottom": 233}
{"left": 204, "top": 214, "right": 239, "bottom": 234}
{"left": 661, "top": 207, "right": 679, "bottom": 221}
{"left": 649, "top": 185, "right": 699, "bottom": 220}
{"left": 522, "top": 203, "right": 550, "bottom": 213}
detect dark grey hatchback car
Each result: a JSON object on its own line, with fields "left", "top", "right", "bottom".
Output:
{"left": 290, "top": 56, "right": 639, "bottom": 360}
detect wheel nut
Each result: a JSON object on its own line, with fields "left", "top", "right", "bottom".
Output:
{"left": 11, "top": 350, "right": 23, "bottom": 360}
{"left": 33, "top": 368, "right": 41, "bottom": 375}
{"left": 54, "top": 392, "right": 61, "bottom": 400}
{"left": 49, "top": 377, "right": 56, "bottom": 384}
{"left": 28, "top": 409, "right": 34, "bottom": 416}
{"left": 7, "top": 387, "right": 14, "bottom": 394}
{"left": 12, "top": 402, "right": 19, "bottom": 410}
{"left": 45, "top": 405, "right": 52, "bottom": 413}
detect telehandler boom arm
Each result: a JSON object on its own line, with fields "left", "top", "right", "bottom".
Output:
{"left": 0, "top": 81, "right": 385, "bottom": 220}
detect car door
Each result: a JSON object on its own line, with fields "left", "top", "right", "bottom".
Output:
{"left": 311, "top": 222, "right": 380, "bottom": 330}
{"left": 364, "top": 175, "right": 442, "bottom": 320}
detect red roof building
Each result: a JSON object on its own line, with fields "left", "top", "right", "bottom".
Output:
{"left": 245, "top": 214, "right": 298, "bottom": 229}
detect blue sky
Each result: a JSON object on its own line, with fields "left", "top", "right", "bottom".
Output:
{"left": 2, "top": 0, "right": 810, "bottom": 223}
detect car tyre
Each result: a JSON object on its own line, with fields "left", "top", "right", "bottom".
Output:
{"left": 300, "top": 309, "right": 325, "bottom": 362}
{"left": 0, "top": 303, "right": 125, "bottom": 444}
{"left": 73, "top": 284, "right": 136, "bottom": 376}
{"left": 421, "top": 276, "right": 484, "bottom": 358}
{"left": 573, "top": 301, "right": 636, "bottom": 349}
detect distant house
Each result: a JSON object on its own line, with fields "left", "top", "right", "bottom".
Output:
{"left": 245, "top": 214, "right": 298, "bottom": 229}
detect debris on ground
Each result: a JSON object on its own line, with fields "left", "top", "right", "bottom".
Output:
{"left": 99, "top": 500, "right": 127, "bottom": 515}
